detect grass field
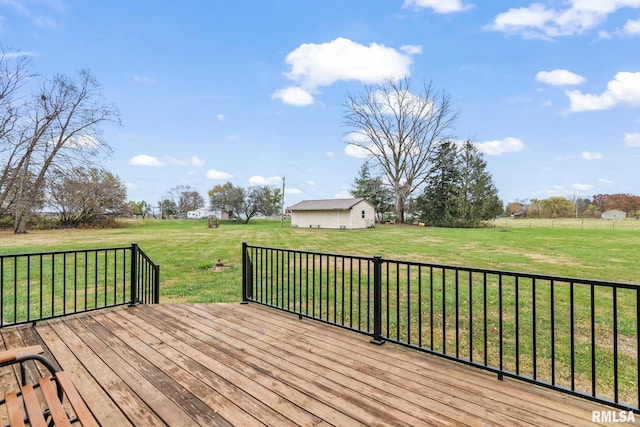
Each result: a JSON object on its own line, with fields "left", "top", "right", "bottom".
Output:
{"left": 1, "top": 218, "right": 639, "bottom": 304}
{"left": 1, "top": 218, "right": 639, "bottom": 406}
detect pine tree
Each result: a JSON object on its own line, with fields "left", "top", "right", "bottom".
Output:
{"left": 416, "top": 140, "right": 502, "bottom": 227}
{"left": 416, "top": 141, "right": 461, "bottom": 227}
{"left": 350, "top": 162, "right": 394, "bottom": 221}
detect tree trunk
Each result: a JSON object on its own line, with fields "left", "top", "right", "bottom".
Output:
{"left": 395, "top": 198, "right": 405, "bottom": 224}
{"left": 14, "top": 210, "right": 28, "bottom": 234}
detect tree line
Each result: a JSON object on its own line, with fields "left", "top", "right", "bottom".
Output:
{"left": 129, "top": 182, "right": 283, "bottom": 224}
{"left": 505, "top": 194, "right": 640, "bottom": 219}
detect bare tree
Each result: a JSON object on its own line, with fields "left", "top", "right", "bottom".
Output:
{"left": 343, "top": 78, "right": 457, "bottom": 223}
{"left": 0, "top": 50, "right": 34, "bottom": 216}
{"left": 0, "top": 49, "right": 120, "bottom": 233}
{"left": 166, "top": 185, "right": 205, "bottom": 213}
{"left": 48, "top": 167, "right": 127, "bottom": 226}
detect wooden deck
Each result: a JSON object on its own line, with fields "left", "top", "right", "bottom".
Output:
{"left": 0, "top": 303, "right": 626, "bottom": 426}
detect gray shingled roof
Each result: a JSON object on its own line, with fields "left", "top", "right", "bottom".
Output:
{"left": 288, "top": 198, "right": 367, "bottom": 211}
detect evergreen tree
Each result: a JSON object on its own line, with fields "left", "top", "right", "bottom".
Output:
{"left": 350, "top": 162, "right": 394, "bottom": 221}
{"left": 416, "top": 141, "right": 460, "bottom": 227}
{"left": 457, "top": 140, "right": 502, "bottom": 226}
{"left": 416, "top": 140, "right": 502, "bottom": 227}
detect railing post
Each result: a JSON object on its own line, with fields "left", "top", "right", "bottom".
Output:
{"left": 129, "top": 243, "right": 139, "bottom": 306}
{"left": 371, "top": 255, "right": 384, "bottom": 345}
{"left": 241, "top": 242, "right": 249, "bottom": 304}
{"left": 153, "top": 265, "right": 160, "bottom": 304}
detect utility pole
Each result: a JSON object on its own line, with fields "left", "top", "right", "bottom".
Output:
{"left": 280, "top": 176, "right": 286, "bottom": 227}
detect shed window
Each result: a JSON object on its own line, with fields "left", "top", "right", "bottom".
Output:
{"left": 361, "top": 210, "right": 366, "bottom": 219}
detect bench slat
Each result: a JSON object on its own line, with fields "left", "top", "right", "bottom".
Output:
{"left": 22, "top": 384, "right": 48, "bottom": 427}
{"left": 5, "top": 392, "right": 26, "bottom": 427}
{"left": 39, "top": 377, "right": 72, "bottom": 427}
{"left": 55, "top": 371, "right": 99, "bottom": 427}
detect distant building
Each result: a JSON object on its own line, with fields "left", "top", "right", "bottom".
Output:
{"left": 601, "top": 209, "right": 626, "bottom": 220}
{"left": 289, "top": 198, "right": 375, "bottom": 229}
{"left": 187, "top": 208, "right": 221, "bottom": 219}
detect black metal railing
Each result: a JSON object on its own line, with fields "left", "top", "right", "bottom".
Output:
{"left": 242, "top": 242, "right": 640, "bottom": 412}
{"left": 0, "top": 243, "right": 159, "bottom": 327}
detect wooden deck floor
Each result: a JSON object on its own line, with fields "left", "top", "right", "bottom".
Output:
{"left": 0, "top": 303, "right": 627, "bottom": 426}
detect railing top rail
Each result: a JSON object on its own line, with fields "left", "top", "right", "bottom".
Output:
{"left": 382, "top": 257, "right": 640, "bottom": 289}
{"left": 135, "top": 246, "right": 160, "bottom": 267}
{"left": 0, "top": 245, "right": 133, "bottom": 260}
{"left": 246, "top": 243, "right": 640, "bottom": 290}
{"left": 245, "top": 244, "right": 373, "bottom": 263}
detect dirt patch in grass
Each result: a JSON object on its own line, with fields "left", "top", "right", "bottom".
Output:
{"left": 524, "top": 252, "right": 581, "bottom": 266}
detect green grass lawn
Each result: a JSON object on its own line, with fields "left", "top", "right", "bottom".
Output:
{"left": 1, "top": 218, "right": 639, "bottom": 304}
{"left": 2, "top": 218, "right": 639, "bottom": 406}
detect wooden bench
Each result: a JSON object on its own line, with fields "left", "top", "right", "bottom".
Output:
{"left": 0, "top": 345, "right": 98, "bottom": 427}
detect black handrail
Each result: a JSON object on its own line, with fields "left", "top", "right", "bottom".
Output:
{"left": 0, "top": 243, "right": 159, "bottom": 327}
{"left": 242, "top": 242, "right": 640, "bottom": 413}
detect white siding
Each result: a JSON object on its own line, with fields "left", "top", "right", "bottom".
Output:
{"left": 601, "top": 210, "right": 626, "bottom": 220}
{"left": 290, "top": 199, "right": 375, "bottom": 229}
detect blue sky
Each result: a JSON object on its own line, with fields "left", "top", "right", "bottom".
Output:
{"left": 2, "top": 0, "right": 640, "bottom": 210}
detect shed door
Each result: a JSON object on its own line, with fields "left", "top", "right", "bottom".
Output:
{"left": 333, "top": 212, "right": 340, "bottom": 228}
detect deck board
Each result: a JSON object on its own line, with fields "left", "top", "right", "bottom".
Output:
{"left": 0, "top": 303, "right": 629, "bottom": 426}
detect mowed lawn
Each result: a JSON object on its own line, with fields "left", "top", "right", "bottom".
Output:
{"left": 0, "top": 218, "right": 639, "bottom": 304}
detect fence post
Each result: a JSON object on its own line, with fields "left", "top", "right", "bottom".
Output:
{"left": 371, "top": 255, "right": 384, "bottom": 344}
{"left": 241, "top": 242, "right": 249, "bottom": 304}
{"left": 153, "top": 265, "right": 160, "bottom": 304}
{"left": 129, "top": 243, "right": 139, "bottom": 306}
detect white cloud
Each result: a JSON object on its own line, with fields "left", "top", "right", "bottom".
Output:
{"left": 205, "top": 169, "right": 232, "bottom": 180}
{"left": 475, "top": 137, "right": 526, "bottom": 155}
{"left": 2, "top": 0, "right": 63, "bottom": 29}
{"left": 325, "top": 151, "right": 335, "bottom": 158}
{"left": 166, "top": 157, "right": 188, "bottom": 166}
{"left": 572, "top": 183, "right": 594, "bottom": 191}
{"left": 566, "top": 72, "right": 640, "bottom": 111}
{"left": 191, "top": 156, "right": 205, "bottom": 166}
{"left": 488, "top": 1, "right": 640, "bottom": 39}
{"left": 598, "top": 178, "right": 614, "bottom": 185}
{"left": 624, "top": 18, "right": 640, "bottom": 34}
{"left": 400, "top": 45, "right": 423, "bottom": 55}
{"left": 273, "top": 37, "right": 420, "bottom": 106}
{"left": 248, "top": 175, "right": 282, "bottom": 186}
{"left": 403, "top": 0, "right": 473, "bottom": 13}
{"left": 128, "top": 154, "right": 164, "bottom": 167}
{"left": 133, "top": 75, "right": 157, "bottom": 84}
{"left": 535, "top": 69, "right": 585, "bottom": 86}
{"left": 285, "top": 187, "right": 303, "bottom": 195}
{"left": 335, "top": 190, "right": 353, "bottom": 198}
{"left": 63, "top": 134, "right": 99, "bottom": 149}
{"left": 167, "top": 155, "right": 206, "bottom": 166}
{"left": 3, "top": 51, "right": 38, "bottom": 59}
{"left": 344, "top": 144, "right": 370, "bottom": 159}
{"left": 582, "top": 151, "right": 604, "bottom": 160}
{"left": 271, "top": 86, "right": 314, "bottom": 106}
{"left": 624, "top": 132, "right": 640, "bottom": 146}
{"left": 216, "top": 114, "right": 225, "bottom": 121}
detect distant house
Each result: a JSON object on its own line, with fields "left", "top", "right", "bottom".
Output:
{"left": 289, "top": 198, "right": 375, "bottom": 229}
{"left": 601, "top": 209, "right": 626, "bottom": 220}
{"left": 187, "top": 208, "right": 221, "bottom": 219}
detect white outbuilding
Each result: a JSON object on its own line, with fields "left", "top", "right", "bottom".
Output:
{"left": 601, "top": 209, "right": 626, "bottom": 220}
{"left": 187, "top": 208, "right": 220, "bottom": 219}
{"left": 289, "top": 198, "right": 376, "bottom": 229}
